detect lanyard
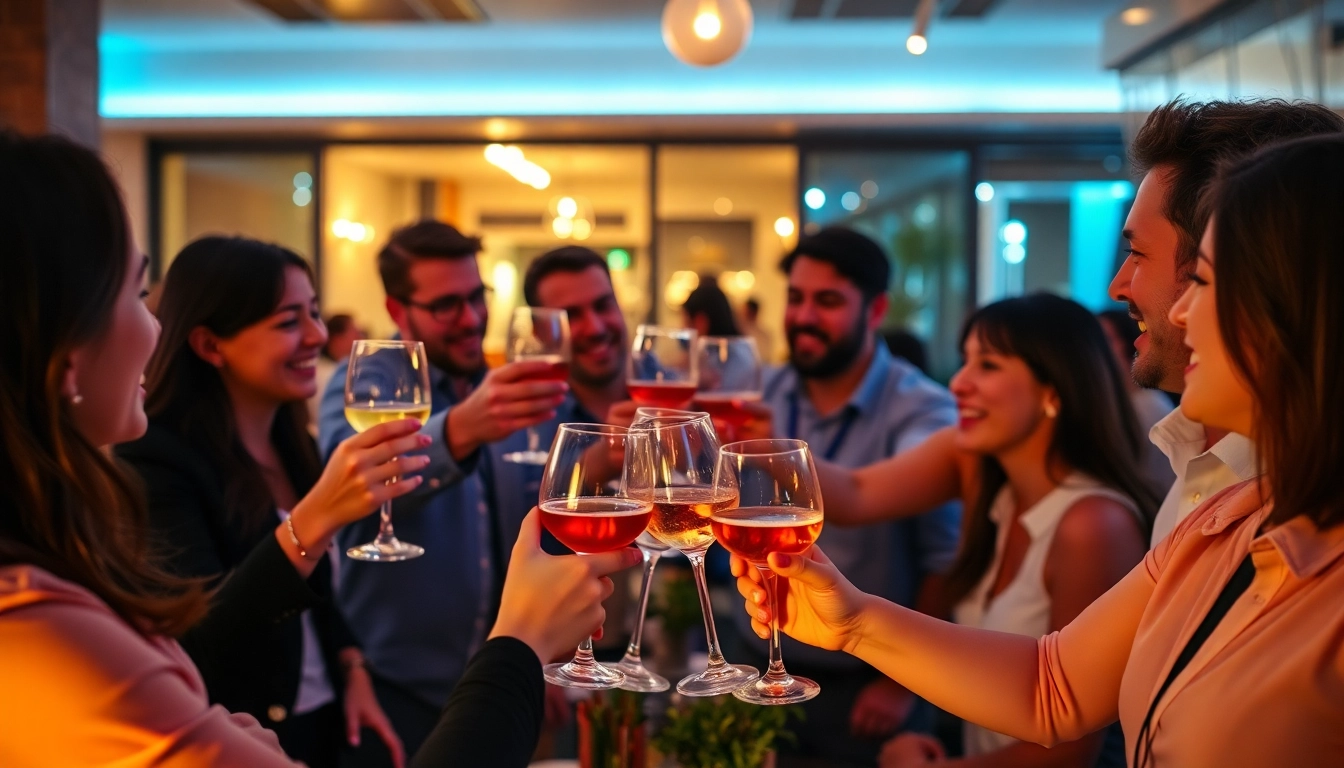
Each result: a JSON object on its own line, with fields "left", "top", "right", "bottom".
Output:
{"left": 787, "top": 394, "right": 859, "bottom": 462}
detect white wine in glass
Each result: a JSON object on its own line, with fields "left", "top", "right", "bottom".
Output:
{"left": 344, "top": 339, "right": 432, "bottom": 562}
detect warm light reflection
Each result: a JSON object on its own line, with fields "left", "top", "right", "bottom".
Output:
{"left": 484, "top": 143, "right": 551, "bottom": 189}
{"left": 693, "top": 11, "right": 722, "bottom": 40}
{"left": 1120, "top": 7, "right": 1153, "bottom": 25}
{"left": 774, "top": 216, "right": 795, "bottom": 237}
{"left": 906, "top": 35, "right": 927, "bottom": 55}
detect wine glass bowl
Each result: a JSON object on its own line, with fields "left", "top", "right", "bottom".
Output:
{"left": 343, "top": 340, "right": 432, "bottom": 562}
{"left": 694, "top": 336, "right": 764, "bottom": 442}
{"left": 503, "top": 307, "right": 571, "bottom": 465}
{"left": 628, "top": 325, "right": 698, "bottom": 409}
{"left": 539, "top": 423, "right": 653, "bottom": 690}
{"left": 713, "top": 438, "right": 824, "bottom": 705}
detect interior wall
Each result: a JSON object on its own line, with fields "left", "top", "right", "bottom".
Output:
{"left": 101, "top": 130, "right": 149, "bottom": 254}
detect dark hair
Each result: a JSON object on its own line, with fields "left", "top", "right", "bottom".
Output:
{"left": 683, "top": 276, "right": 741, "bottom": 336}
{"left": 1208, "top": 134, "right": 1344, "bottom": 530}
{"left": 1129, "top": 98, "right": 1344, "bottom": 271}
{"left": 323, "top": 313, "right": 354, "bottom": 360}
{"left": 523, "top": 245, "right": 612, "bottom": 307}
{"left": 145, "top": 236, "right": 322, "bottom": 540}
{"left": 882, "top": 329, "right": 928, "bottom": 374}
{"left": 378, "top": 220, "right": 483, "bottom": 301}
{"left": 942, "top": 294, "right": 1160, "bottom": 607}
{"left": 779, "top": 226, "right": 891, "bottom": 301}
{"left": 0, "top": 132, "right": 207, "bottom": 636}
{"left": 1097, "top": 309, "right": 1141, "bottom": 354}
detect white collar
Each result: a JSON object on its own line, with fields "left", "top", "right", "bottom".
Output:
{"left": 1149, "top": 408, "right": 1258, "bottom": 481}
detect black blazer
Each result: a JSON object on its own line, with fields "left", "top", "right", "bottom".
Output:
{"left": 116, "top": 421, "right": 358, "bottom": 728}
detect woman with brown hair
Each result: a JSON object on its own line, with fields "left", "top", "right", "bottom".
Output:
{"left": 814, "top": 294, "right": 1156, "bottom": 767}
{"left": 0, "top": 131, "right": 637, "bottom": 767}
{"left": 734, "top": 134, "right": 1344, "bottom": 766}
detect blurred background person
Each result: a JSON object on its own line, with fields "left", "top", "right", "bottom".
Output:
{"left": 1096, "top": 309, "right": 1175, "bottom": 498}
{"left": 118, "top": 236, "right": 417, "bottom": 766}
{"left": 309, "top": 313, "right": 366, "bottom": 426}
{"left": 682, "top": 275, "right": 740, "bottom": 337}
{"left": 883, "top": 328, "right": 930, "bottom": 376}
{"left": 741, "top": 297, "right": 774, "bottom": 363}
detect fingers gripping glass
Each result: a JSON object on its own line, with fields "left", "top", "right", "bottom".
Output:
{"left": 344, "top": 340, "right": 432, "bottom": 562}
{"left": 539, "top": 424, "right": 654, "bottom": 690}
{"left": 635, "top": 415, "right": 760, "bottom": 697}
{"left": 502, "top": 307, "right": 571, "bottom": 465}
{"left": 713, "top": 439, "right": 823, "bottom": 704}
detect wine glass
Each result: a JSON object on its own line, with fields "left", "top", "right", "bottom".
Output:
{"left": 502, "top": 306, "right": 571, "bottom": 465}
{"left": 344, "top": 340, "right": 432, "bottom": 562}
{"left": 627, "top": 325, "right": 698, "bottom": 409}
{"left": 539, "top": 423, "right": 654, "bottom": 689}
{"left": 634, "top": 415, "right": 760, "bottom": 697}
{"left": 712, "top": 439, "right": 824, "bottom": 704}
{"left": 693, "top": 336, "right": 764, "bottom": 443}
{"left": 611, "top": 408, "right": 712, "bottom": 693}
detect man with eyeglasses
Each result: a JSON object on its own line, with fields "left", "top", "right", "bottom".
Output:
{"left": 317, "top": 220, "right": 568, "bottom": 767}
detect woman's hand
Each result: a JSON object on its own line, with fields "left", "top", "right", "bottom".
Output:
{"left": 293, "top": 418, "right": 431, "bottom": 535}
{"left": 490, "top": 508, "right": 642, "bottom": 663}
{"left": 341, "top": 653, "right": 405, "bottom": 768}
{"left": 732, "top": 546, "right": 872, "bottom": 654}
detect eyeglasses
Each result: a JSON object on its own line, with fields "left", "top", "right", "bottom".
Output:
{"left": 402, "top": 285, "right": 493, "bottom": 323}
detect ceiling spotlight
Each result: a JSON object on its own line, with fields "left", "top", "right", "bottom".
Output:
{"left": 908, "top": 0, "right": 935, "bottom": 56}
{"left": 663, "top": 0, "right": 753, "bottom": 67}
{"left": 1121, "top": 6, "right": 1153, "bottom": 26}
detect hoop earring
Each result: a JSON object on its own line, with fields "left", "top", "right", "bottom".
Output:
{"left": 70, "top": 394, "right": 84, "bottom": 405}
{"left": 1044, "top": 402, "right": 1058, "bottom": 419}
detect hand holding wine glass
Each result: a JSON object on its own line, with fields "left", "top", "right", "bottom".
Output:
{"left": 344, "top": 340, "right": 432, "bottom": 562}
{"left": 502, "top": 307, "right": 571, "bottom": 465}
{"left": 714, "top": 438, "right": 826, "bottom": 704}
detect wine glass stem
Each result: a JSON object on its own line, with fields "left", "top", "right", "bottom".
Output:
{"left": 373, "top": 494, "right": 397, "bottom": 545}
{"left": 687, "top": 552, "right": 728, "bottom": 668}
{"left": 526, "top": 426, "right": 540, "bottom": 454}
{"left": 572, "top": 635, "right": 597, "bottom": 667}
{"left": 625, "top": 549, "right": 661, "bottom": 659}
{"left": 760, "top": 566, "right": 789, "bottom": 681}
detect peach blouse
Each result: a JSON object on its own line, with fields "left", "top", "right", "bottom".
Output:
{"left": 0, "top": 565, "right": 298, "bottom": 767}
{"left": 1036, "top": 479, "right": 1344, "bottom": 766}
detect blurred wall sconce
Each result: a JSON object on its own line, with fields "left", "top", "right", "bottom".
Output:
{"left": 662, "top": 0, "right": 753, "bottom": 67}
{"left": 332, "top": 218, "right": 374, "bottom": 243}
{"left": 485, "top": 144, "right": 551, "bottom": 189}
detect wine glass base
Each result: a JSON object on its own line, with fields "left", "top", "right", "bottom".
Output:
{"left": 612, "top": 658, "right": 671, "bottom": 693}
{"left": 676, "top": 663, "right": 760, "bottom": 697}
{"left": 501, "top": 450, "right": 549, "bottom": 465}
{"left": 346, "top": 539, "right": 425, "bottom": 562}
{"left": 732, "top": 673, "right": 820, "bottom": 705}
{"left": 544, "top": 659, "right": 627, "bottom": 690}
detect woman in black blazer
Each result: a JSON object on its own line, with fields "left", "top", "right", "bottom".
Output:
{"left": 118, "top": 236, "right": 424, "bottom": 767}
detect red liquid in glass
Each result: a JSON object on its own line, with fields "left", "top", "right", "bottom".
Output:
{"left": 710, "top": 507, "right": 824, "bottom": 564}
{"left": 515, "top": 357, "right": 569, "bottom": 382}
{"left": 693, "top": 392, "right": 762, "bottom": 426}
{"left": 627, "top": 381, "right": 697, "bottom": 408}
{"left": 540, "top": 498, "right": 652, "bottom": 554}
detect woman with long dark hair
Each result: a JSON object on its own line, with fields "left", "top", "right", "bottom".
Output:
{"left": 734, "top": 135, "right": 1344, "bottom": 767}
{"left": 116, "top": 236, "right": 410, "bottom": 765}
{"left": 810, "top": 293, "right": 1156, "bottom": 767}
{"left": 0, "top": 131, "right": 637, "bottom": 767}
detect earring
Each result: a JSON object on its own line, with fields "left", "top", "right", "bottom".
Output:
{"left": 1044, "top": 402, "right": 1058, "bottom": 419}
{"left": 70, "top": 394, "right": 84, "bottom": 405}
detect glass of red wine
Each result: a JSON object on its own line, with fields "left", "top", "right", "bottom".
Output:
{"left": 502, "top": 306, "right": 570, "bottom": 465}
{"left": 627, "top": 325, "right": 698, "bottom": 409}
{"left": 712, "top": 438, "right": 824, "bottom": 704}
{"left": 693, "top": 335, "right": 764, "bottom": 444}
{"left": 539, "top": 423, "right": 654, "bottom": 689}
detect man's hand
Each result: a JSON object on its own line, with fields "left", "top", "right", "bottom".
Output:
{"left": 850, "top": 676, "right": 916, "bottom": 739}
{"left": 446, "top": 360, "right": 568, "bottom": 460}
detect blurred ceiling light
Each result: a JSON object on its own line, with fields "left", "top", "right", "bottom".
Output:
{"left": 484, "top": 143, "right": 551, "bottom": 189}
{"left": 1120, "top": 6, "right": 1153, "bottom": 26}
{"left": 492, "top": 261, "right": 518, "bottom": 300}
{"left": 572, "top": 218, "right": 593, "bottom": 240}
{"left": 292, "top": 187, "right": 312, "bottom": 207}
{"left": 557, "top": 196, "right": 578, "bottom": 219}
{"left": 804, "top": 187, "right": 826, "bottom": 210}
{"left": 975, "top": 182, "right": 995, "bottom": 202}
{"left": 713, "top": 197, "right": 733, "bottom": 215}
{"left": 841, "top": 192, "right": 861, "bottom": 211}
{"left": 665, "top": 270, "right": 701, "bottom": 307}
{"left": 293, "top": 171, "right": 313, "bottom": 189}
{"left": 733, "top": 270, "right": 755, "bottom": 291}
{"left": 774, "top": 216, "right": 795, "bottom": 237}
{"left": 662, "top": 0, "right": 753, "bottom": 67}
{"left": 332, "top": 218, "right": 373, "bottom": 242}
{"left": 552, "top": 217, "right": 574, "bottom": 238}
{"left": 907, "top": 0, "right": 934, "bottom": 55}
{"left": 860, "top": 180, "right": 879, "bottom": 199}
{"left": 1001, "top": 220, "right": 1027, "bottom": 245}
{"left": 1003, "top": 243, "right": 1026, "bottom": 264}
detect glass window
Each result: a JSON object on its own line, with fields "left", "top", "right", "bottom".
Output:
{"left": 158, "top": 151, "right": 316, "bottom": 272}
{"left": 655, "top": 145, "right": 797, "bottom": 364}
{"left": 322, "top": 144, "right": 651, "bottom": 358}
{"left": 801, "top": 149, "right": 970, "bottom": 381}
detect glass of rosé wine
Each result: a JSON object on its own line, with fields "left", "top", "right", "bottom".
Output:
{"left": 627, "top": 325, "right": 698, "bottom": 409}
{"left": 501, "top": 306, "right": 571, "bottom": 465}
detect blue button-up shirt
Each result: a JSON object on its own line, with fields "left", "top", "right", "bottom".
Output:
{"left": 318, "top": 360, "right": 574, "bottom": 707}
{"left": 737, "top": 343, "right": 961, "bottom": 669}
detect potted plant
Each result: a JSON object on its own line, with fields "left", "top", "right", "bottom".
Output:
{"left": 651, "top": 696, "right": 800, "bottom": 768}
{"left": 579, "top": 690, "right": 647, "bottom": 768}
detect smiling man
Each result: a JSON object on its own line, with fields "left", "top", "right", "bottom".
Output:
{"left": 1108, "top": 99, "right": 1344, "bottom": 544}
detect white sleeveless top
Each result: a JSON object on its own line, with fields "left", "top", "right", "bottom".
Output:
{"left": 951, "top": 474, "right": 1139, "bottom": 756}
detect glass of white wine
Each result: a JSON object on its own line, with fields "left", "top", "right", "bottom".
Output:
{"left": 344, "top": 339, "right": 432, "bottom": 562}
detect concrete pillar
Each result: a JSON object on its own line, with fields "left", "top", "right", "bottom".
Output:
{"left": 0, "top": 0, "right": 100, "bottom": 148}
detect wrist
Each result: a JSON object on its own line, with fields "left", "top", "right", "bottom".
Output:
{"left": 489, "top": 623, "right": 548, "bottom": 664}
{"left": 446, "top": 407, "right": 478, "bottom": 461}
{"left": 288, "top": 499, "right": 339, "bottom": 548}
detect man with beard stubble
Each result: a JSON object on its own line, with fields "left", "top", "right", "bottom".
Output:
{"left": 318, "top": 221, "right": 572, "bottom": 766}
{"left": 1107, "top": 99, "right": 1344, "bottom": 545}
{"left": 732, "top": 226, "right": 961, "bottom": 766}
